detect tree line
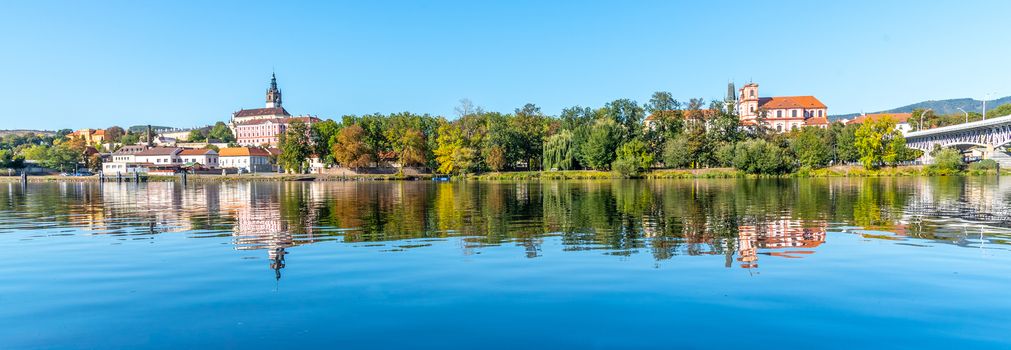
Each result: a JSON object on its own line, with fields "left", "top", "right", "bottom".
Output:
{"left": 275, "top": 93, "right": 922, "bottom": 176}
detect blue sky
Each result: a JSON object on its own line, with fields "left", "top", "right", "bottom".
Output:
{"left": 2, "top": 0, "right": 1009, "bottom": 130}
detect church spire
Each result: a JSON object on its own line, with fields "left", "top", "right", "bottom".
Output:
{"left": 266, "top": 72, "right": 282, "bottom": 108}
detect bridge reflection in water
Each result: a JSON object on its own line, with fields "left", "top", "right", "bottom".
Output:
{"left": 2, "top": 178, "right": 1010, "bottom": 278}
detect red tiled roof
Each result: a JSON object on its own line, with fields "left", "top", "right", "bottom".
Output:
{"left": 234, "top": 116, "right": 320, "bottom": 126}
{"left": 758, "top": 96, "right": 826, "bottom": 110}
{"left": 233, "top": 107, "right": 290, "bottom": 118}
{"left": 179, "top": 149, "right": 216, "bottom": 155}
{"left": 846, "top": 113, "right": 912, "bottom": 125}
{"left": 804, "top": 116, "right": 829, "bottom": 126}
{"left": 218, "top": 147, "right": 271, "bottom": 157}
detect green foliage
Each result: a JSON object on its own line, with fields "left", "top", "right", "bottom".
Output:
{"left": 0, "top": 149, "right": 25, "bottom": 169}
{"left": 789, "top": 127, "right": 832, "bottom": 168}
{"left": 310, "top": 119, "right": 341, "bottom": 164}
{"left": 120, "top": 132, "right": 140, "bottom": 145}
{"left": 602, "top": 99, "right": 645, "bottom": 141}
{"left": 187, "top": 129, "right": 207, "bottom": 142}
{"left": 968, "top": 159, "right": 999, "bottom": 171}
{"left": 433, "top": 121, "right": 478, "bottom": 174}
{"left": 277, "top": 120, "right": 311, "bottom": 173}
{"left": 834, "top": 123, "right": 860, "bottom": 163}
{"left": 926, "top": 148, "right": 965, "bottom": 174}
{"left": 578, "top": 118, "right": 623, "bottom": 170}
{"left": 611, "top": 138, "right": 653, "bottom": 177}
{"left": 663, "top": 125, "right": 706, "bottom": 169}
{"left": 208, "top": 122, "right": 235, "bottom": 142}
{"left": 21, "top": 143, "right": 80, "bottom": 172}
{"left": 855, "top": 118, "right": 903, "bottom": 169}
{"left": 713, "top": 142, "right": 736, "bottom": 167}
{"left": 731, "top": 139, "right": 795, "bottom": 175}
{"left": 542, "top": 130, "right": 576, "bottom": 171}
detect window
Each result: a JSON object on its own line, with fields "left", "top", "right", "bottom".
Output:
{"left": 791, "top": 110, "right": 797, "bottom": 118}
{"left": 818, "top": 110, "right": 823, "bottom": 117}
{"left": 776, "top": 110, "right": 782, "bottom": 118}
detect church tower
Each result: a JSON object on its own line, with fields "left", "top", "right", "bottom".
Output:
{"left": 739, "top": 83, "right": 759, "bottom": 119}
{"left": 265, "top": 72, "right": 282, "bottom": 108}
{"left": 725, "top": 81, "right": 737, "bottom": 113}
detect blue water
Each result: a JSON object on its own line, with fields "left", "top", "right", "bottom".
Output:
{"left": 1, "top": 179, "right": 1011, "bottom": 348}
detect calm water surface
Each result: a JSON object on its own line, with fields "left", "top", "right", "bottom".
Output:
{"left": 2, "top": 178, "right": 1011, "bottom": 349}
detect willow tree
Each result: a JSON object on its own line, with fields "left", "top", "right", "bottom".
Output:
{"left": 542, "top": 130, "right": 575, "bottom": 171}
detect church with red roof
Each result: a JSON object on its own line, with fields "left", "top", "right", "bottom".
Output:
{"left": 735, "top": 82, "right": 829, "bottom": 132}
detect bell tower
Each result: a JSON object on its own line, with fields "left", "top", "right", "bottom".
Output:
{"left": 738, "top": 83, "right": 759, "bottom": 119}
{"left": 265, "top": 72, "right": 282, "bottom": 108}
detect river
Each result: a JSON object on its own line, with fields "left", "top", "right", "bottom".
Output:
{"left": 1, "top": 178, "right": 1010, "bottom": 348}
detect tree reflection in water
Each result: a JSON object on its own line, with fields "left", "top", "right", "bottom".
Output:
{"left": 2, "top": 178, "right": 1011, "bottom": 277}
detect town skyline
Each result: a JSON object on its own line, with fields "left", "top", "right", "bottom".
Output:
{"left": 3, "top": 1, "right": 1010, "bottom": 130}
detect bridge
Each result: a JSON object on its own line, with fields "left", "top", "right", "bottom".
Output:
{"left": 905, "top": 114, "right": 1011, "bottom": 166}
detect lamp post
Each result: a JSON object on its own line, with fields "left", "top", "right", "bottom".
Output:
{"left": 983, "top": 92, "right": 994, "bottom": 120}
{"left": 957, "top": 107, "right": 969, "bottom": 123}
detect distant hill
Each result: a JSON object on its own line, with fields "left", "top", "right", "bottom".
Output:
{"left": 0, "top": 129, "right": 56, "bottom": 137}
{"left": 831, "top": 96, "right": 1011, "bottom": 121}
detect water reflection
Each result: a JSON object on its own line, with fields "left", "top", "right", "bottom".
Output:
{"left": 2, "top": 178, "right": 1011, "bottom": 278}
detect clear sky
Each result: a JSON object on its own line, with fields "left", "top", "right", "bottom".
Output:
{"left": 2, "top": 0, "right": 1009, "bottom": 130}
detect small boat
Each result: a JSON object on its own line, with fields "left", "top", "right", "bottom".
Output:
{"left": 432, "top": 176, "right": 451, "bottom": 182}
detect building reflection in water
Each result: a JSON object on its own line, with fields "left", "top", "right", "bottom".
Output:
{"left": 3, "top": 178, "right": 1011, "bottom": 278}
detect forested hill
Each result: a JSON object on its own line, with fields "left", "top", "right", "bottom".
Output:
{"left": 831, "top": 96, "right": 1011, "bottom": 121}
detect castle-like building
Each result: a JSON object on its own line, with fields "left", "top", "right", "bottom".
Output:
{"left": 735, "top": 82, "right": 828, "bottom": 132}
{"left": 230, "top": 73, "right": 319, "bottom": 147}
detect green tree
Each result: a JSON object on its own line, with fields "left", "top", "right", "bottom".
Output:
{"left": 398, "top": 128, "right": 427, "bottom": 168}
{"left": 120, "top": 132, "right": 140, "bottom": 145}
{"left": 927, "top": 148, "right": 965, "bottom": 174}
{"left": 663, "top": 124, "right": 706, "bottom": 169}
{"left": 332, "top": 124, "right": 374, "bottom": 169}
{"left": 510, "top": 104, "right": 547, "bottom": 169}
{"left": 542, "top": 130, "right": 575, "bottom": 171}
{"left": 278, "top": 120, "right": 311, "bottom": 173}
{"left": 578, "top": 118, "right": 622, "bottom": 170}
{"left": 789, "top": 127, "right": 832, "bottom": 168}
{"left": 433, "top": 122, "right": 477, "bottom": 175}
{"left": 208, "top": 122, "right": 235, "bottom": 142}
{"left": 310, "top": 119, "right": 341, "bottom": 164}
{"left": 611, "top": 138, "right": 653, "bottom": 177}
{"left": 602, "top": 99, "right": 645, "bottom": 141}
{"left": 0, "top": 149, "right": 25, "bottom": 169}
{"left": 834, "top": 123, "right": 860, "bottom": 164}
{"left": 732, "top": 139, "right": 794, "bottom": 174}
{"left": 187, "top": 129, "right": 207, "bottom": 142}
{"left": 854, "top": 118, "right": 903, "bottom": 169}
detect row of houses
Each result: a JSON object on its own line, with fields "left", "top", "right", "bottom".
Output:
{"left": 102, "top": 146, "right": 277, "bottom": 175}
